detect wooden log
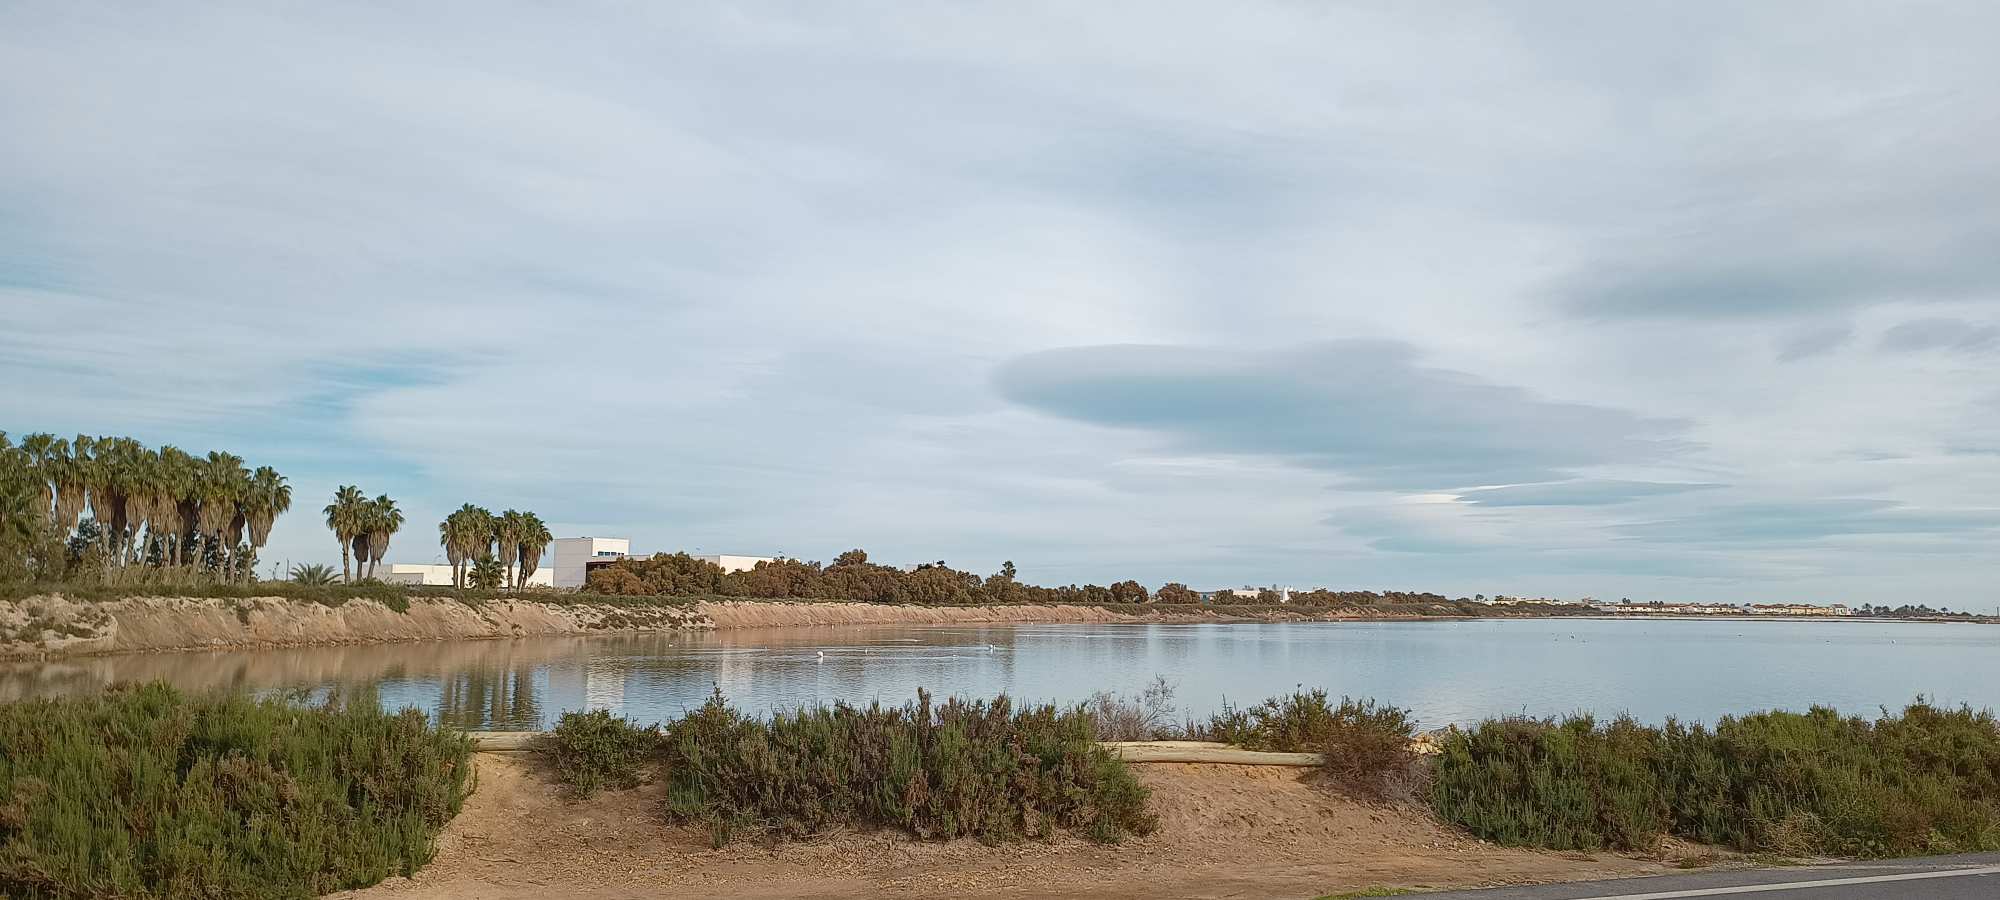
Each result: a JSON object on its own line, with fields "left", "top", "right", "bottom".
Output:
{"left": 462, "top": 732, "right": 540, "bottom": 752}
{"left": 468, "top": 733, "right": 1325, "bottom": 766}
{"left": 1098, "top": 741, "right": 1324, "bottom": 766}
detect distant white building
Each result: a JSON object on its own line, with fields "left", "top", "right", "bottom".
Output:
{"left": 696, "top": 554, "right": 777, "bottom": 573}
{"left": 378, "top": 563, "right": 554, "bottom": 588}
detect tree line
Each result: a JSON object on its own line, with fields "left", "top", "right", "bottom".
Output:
{"left": 584, "top": 549, "right": 1475, "bottom": 607}
{"left": 0, "top": 431, "right": 290, "bottom": 583}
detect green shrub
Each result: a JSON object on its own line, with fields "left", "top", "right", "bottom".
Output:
{"left": 1430, "top": 701, "right": 2000, "bottom": 858}
{"left": 1317, "top": 697, "right": 1418, "bottom": 798}
{"left": 1429, "top": 716, "right": 1661, "bottom": 851}
{"left": 660, "top": 689, "right": 1156, "bottom": 846}
{"left": 541, "top": 709, "right": 659, "bottom": 797}
{"left": 0, "top": 682, "right": 472, "bottom": 899}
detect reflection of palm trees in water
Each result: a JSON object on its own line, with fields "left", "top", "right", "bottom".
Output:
{"left": 435, "top": 666, "right": 540, "bottom": 730}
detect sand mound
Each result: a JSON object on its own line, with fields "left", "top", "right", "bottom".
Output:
{"left": 334, "top": 755, "right": 1672, "bottom": 900}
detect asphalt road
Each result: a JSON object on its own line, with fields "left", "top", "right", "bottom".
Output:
{"left": 1419, "top": 853, "right": 2000, "bottom": 899}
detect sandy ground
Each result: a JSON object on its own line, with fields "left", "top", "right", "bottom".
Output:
{"left": 334, "top": 755, "right": 1677, "bottom": 900}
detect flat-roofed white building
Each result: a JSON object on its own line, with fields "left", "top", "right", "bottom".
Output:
{"left": 552, "top": 537, "right": 631, "bottom": 589}
{"left": 695, "top": 554, "right": 775, "bottom": 573}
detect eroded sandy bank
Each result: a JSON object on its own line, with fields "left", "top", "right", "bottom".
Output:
{"left": 0, "top": 594, "right": 1363, "bottom": 659}
{"left": 0, "top": 594, "right": 710, "bottom": 658}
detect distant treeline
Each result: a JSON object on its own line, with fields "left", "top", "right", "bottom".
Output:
{"left": 1852, "top": 603, "right": 1976, "bottom": 619}
{"left": 583, "top": 549, "right": 1476, "bottom": 607}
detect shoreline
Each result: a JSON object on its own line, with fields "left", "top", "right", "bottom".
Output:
{"left": 0, "top": 592, "right": 1982, "bottom": 660}
{"left": 0, "top": 593, "right": 1376, "bottom": 659}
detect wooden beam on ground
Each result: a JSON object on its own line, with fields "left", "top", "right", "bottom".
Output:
{"left": 1098, "top": 741, "right": 1324, "bottom": 766}
{"left": 470, "top": 732, "right": 543, "bottom": 752}
{"left": 468, "top": 732, "right": 1325, "bottom": 766}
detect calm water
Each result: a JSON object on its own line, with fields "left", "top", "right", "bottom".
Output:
{"left": 4, "top": 619, "right": 1995, "bottom": 730}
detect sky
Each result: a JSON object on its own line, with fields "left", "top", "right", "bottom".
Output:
{"left": 3, "top": 2, "right": 1998, "bottom": 605}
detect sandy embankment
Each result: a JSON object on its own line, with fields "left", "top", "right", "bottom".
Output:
{"left": 0, "top": 594, "right": 711, "bottom": 659}
{"left": 0, "top": 594, "right": 1280, "bottom": 659}
{"left": 334, "top": 753, "right": 1676, "bottom": 900}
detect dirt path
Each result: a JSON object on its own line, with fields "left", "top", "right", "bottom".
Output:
{"left": 334, "top": 755, "right": 1676, "bottom": 900}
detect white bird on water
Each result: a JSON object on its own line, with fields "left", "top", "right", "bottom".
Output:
{"left": 815, "top": 650, "right": 825, "bottom": 661}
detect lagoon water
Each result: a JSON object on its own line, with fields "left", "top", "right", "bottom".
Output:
{"left": 4, "top": 618, "right": 1996, "bottom": 731}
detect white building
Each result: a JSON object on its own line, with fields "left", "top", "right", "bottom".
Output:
{"left": 694, "top": 554, "right": 776, "bottom": 574}
{"left": 552, "top": 537, "right": 631, "bottom": 589}
{"left": 378, "top": 563, "right": 555, "bottom": 588}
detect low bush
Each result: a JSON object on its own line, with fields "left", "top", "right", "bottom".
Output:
{"left": 660, "top": 689, "right": 1157, "bottom": 846}
{"left": 541, "top": 709, "right": 659, "bottom": 797}
{"left": 1194, "top": 690, "right": 1417, "bottom": 797}
{"left": 1430, "top": 700, "right": 2000, "bottom": 858}
{"left": 0, "top": 682, "right": 472, "bottom": 899}
{"left": 1085, "top": 675, "right": 1181, "bottom": 741}
{"left": 1317, "top": 697, "right": 1418, "bottom": 798}
{"left": 1429, "top": 715, "right": 1668, "bottom": 851}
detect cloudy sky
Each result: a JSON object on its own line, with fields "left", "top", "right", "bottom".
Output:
{"left": 5, "top": 2, "right": 1998, "bottom": 604}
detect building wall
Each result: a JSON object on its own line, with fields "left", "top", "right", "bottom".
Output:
{"left": 552, "top": 537, "right": 632, "bottom": 589}
{"left": 695, "top": 554, "right": 775, "bottom": 574}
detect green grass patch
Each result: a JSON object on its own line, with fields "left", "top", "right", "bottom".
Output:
{"left": 0, "top": 682, "right": 472, "bottom": 898}
{"left": 1430, "top": 700, "right": 2000, "bottom": 858}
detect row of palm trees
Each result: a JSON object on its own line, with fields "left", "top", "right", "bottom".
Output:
{"left": 0, "top": 431, "right": 291, "bottom": 580}
{"left": 438, "top": 505, "right": 553, "bottom": 589}
{"left": 2, "top": 431, "right": 559, "bottom": 591}
{"left": 322, "top": 487, "right": 404, "bottom": 583}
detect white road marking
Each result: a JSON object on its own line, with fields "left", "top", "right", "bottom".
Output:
{"left": 1565, "top": 864, "right": 2000, "bottom": 899}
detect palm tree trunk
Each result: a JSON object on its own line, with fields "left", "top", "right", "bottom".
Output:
{"left": 340, "top": 543, "right": 351, "bottom": 583}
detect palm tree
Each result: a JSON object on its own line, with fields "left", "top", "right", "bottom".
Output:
{"left": 363, "top": 494, "right": 402, "bottom": 580}
{"left": 323, "top": 485, "right": 366, "bottom": 583}
{"left": 515, "top": 511, "right": 553, "bottom": 589}
{"left": 156, "top": 446, "right": 197, "bottom": 567}
{"left": 52, "top": 435, "right": 90, "bottom": 533}
{"left": 243, "top": 467, "right": 291, "bottom": 560}
{"left": 468, "top": 554, "right": 503, "bottom": 590}
{"left": 85, "top": 437, "right": 121, "bottom": 561}
{"left": 288, "top": 562, "right": 339, "bottom": 586}
{"left": 196, "top": 451, "right": 249, "bottom": 580}
{"left": 95, "top": 437, "right": 145, "bottom": 565}
{"left": 452, "top": 506, "right": 495, "bottom": 589}
{"left": 494, "top": 509, "right": 525, "bottom": 590}
{"left": 15, "top": 433, "right": 56, "bottom": 525}
{"left": 438, "top": 514, "right": 462, "bottom": 589}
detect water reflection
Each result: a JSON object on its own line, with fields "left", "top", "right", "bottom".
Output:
{"left": 2, "top": 619, "right": 1996, "bottom": 730}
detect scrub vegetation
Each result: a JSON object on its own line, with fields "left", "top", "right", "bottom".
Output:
{"left": 584, "top": 548, "right": 1507, "bottom": 613}
{"left": 0, "top": 683, "right": 472, "bottom": 899}
{"left": 1194, "top": 689, "right": 1420, "bottom": 798}
{"left": 1429, "top": 700, "right": 2000, "bottom": 858}
{"left": 540, "top": 689, "right": 1157, "bottom": 847}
